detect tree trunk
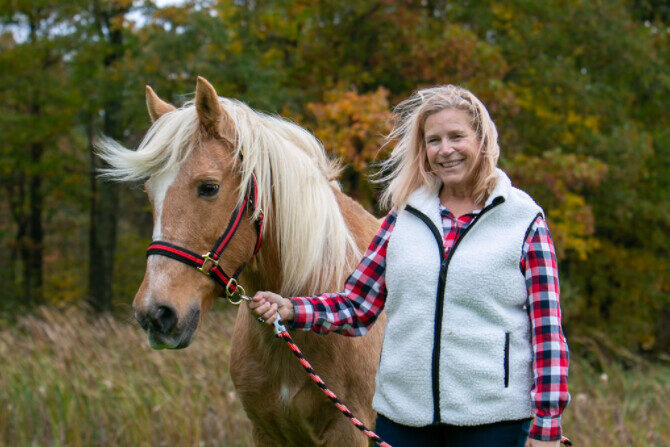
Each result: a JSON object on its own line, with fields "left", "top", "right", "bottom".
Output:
{"left": 88, "top": 152, "right": 119, "bottom": 312}
{"left": 88, "top": 97, "right": 121, "bottom": 312}
{"left": 26, "top": 139, "right": 44, "bottom": 304}
{"left": 6, "top": 174, "right": 28, "bottom": 305}
{"left": 88, "top": 18, "right": 123, "bottom": 312}
{"left": 16, "top": 17, "right": 46, "bottom": 306}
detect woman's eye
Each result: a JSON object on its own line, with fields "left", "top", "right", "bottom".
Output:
{"left": 198, "top": 183, "right": 220, "bottom": 197}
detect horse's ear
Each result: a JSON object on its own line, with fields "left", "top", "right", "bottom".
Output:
{"left": 195, "top": 76, "right": 234, "bottom": 141}
{"left": 146, "top": 86, "right": 176, "bottom": 122}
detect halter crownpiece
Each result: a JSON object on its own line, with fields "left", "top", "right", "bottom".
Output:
{"left": 146, "top": 172, "right": 263, "bottom": 304}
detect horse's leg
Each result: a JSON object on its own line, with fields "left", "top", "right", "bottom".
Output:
{"left": 252, "top": 426, "right": 283, "bottom": 447}
{"left": 322, "top": 414, "right": 372, "bottom": 447}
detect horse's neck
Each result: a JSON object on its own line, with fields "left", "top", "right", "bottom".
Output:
{"left": 239, "top": 187, "right": 380, "bottom": 348}
{"left": 332, "top": 188, "right": 381, "bottom": 261}
{"left": 247, "top": 187, "right": 379, "bottom": 293}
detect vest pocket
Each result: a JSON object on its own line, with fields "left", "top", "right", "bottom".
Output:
{"left": 440, "top": 329, "right": 507, "bottom": 405}
{"left": 504, "top": 332, "right": 510, "bottom": 388}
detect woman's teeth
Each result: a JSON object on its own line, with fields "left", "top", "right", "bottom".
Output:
{"left": 440, "top": 160, "right": 463, "bottom": 168}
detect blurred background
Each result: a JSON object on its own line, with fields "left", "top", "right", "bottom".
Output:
{"left": 0, "top": 0, "right": 668, "bottom": 445}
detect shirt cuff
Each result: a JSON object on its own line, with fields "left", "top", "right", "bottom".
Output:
{"left": 529, "top": 415, "right": 562, "bottom": 441}
{"left": 289, "top": 297, "right": 316, "bottom": 331}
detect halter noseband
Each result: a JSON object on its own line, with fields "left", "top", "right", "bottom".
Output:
{"left": 146, "top": 173, "right": 263, "bottom": 304}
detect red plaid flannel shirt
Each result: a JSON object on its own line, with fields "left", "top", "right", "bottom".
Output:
{"left": 291, "top": 205, "right": 570, "bottom": 441}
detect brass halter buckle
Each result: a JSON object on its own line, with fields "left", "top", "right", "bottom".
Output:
{"left": 197, "top": 252, "right": 219, "bottom": 276}
{"left": 225, "top": 278, "right": 248, "bottom": 305}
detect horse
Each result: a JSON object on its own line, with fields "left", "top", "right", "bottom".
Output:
{"left": 97, "top": 76, "right": 385, "bottom": 446}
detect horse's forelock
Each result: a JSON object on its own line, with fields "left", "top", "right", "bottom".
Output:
{"left": 97, "top": 105, "right": 201, "bottom": 183}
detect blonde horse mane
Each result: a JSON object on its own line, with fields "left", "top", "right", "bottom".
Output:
{"left": 97, "top": 98, "right": 360, "bottom": 296}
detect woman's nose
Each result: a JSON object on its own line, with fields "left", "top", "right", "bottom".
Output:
{"left": 438, "top": 140, "right": 455, "bottom": 155}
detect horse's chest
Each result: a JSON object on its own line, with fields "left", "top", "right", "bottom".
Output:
{"left": 238, "top": 374, "right": 336, "bottom": 445}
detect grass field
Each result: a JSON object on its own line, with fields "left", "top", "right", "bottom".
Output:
{"left": 1, "top": 306, "right": 668, "bottom": 446}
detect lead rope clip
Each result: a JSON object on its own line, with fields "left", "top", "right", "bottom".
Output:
{"left": 273, "top": 317, "right": 287, "bottom": 335}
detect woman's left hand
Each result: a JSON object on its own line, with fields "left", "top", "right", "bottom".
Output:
{"left": 525, "top": 439, "right": 560, "bottom": 447}
{"left": 248, "top": 291, "right": 294, "bottom": 325}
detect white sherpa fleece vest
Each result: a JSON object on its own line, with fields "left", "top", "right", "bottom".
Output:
{"left": 373, "top": 169, "right": 543, "bottom": 427}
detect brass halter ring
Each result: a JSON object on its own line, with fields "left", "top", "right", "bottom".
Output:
{"left": 225, "top": 278, "right": 247, "bottom": 305}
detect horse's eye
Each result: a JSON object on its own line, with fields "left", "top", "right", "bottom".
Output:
{"left": 198, "top": 183, "right": 220, "bottom": 197}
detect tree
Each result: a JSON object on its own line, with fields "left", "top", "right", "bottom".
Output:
{"left": 303, "top": 87, "right": 392, "bottom": 207}
{"left": 455, "top": 0, "right": 670, "bottom": 352}
{"left": 0, "top": 0, "right": 81, "bottom": 305}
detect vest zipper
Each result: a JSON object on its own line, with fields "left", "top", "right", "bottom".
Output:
{"left": 406, "top": 196, "right": 505, "bottom": 423}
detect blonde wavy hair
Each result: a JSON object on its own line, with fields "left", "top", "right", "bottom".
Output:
{"left": 378, "top": 85, "right": 500, "bottom": 209}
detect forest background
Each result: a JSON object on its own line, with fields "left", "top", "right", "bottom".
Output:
{"left": 0, "top": 0, "right": 668, "bottom": 445}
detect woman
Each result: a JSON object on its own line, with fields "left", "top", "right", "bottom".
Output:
{"left": 249, "top": 85, "right": 569, "bottom": 447}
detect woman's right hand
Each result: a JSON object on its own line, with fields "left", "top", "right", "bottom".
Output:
{"left": 248, "top": 291, "right": 294, "bottom": 326}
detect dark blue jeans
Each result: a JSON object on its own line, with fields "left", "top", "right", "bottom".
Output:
{"left": 375, "top": 414, "right": 531, "bottom": 447}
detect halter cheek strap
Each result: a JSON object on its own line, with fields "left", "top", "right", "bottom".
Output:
{"left": 146, "top": 173, "right": 263, "bottom": 304}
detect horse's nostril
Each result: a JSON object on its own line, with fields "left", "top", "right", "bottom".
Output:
{"left": 151, "top": 305, "right": 178, "bottom": 335}
{"left": 135, "top": 309, "right": 150, "bottom": 331}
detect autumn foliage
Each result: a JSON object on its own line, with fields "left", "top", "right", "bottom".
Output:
{"left": 0, "top": 0, "right": 668, "bottom": 355}
{"left": 306, "top": 87, "right": 392, "bottom": 172}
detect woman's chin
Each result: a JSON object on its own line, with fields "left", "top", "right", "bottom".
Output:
{"left": 439, "top": 173, "right": 468, "bottom": 190}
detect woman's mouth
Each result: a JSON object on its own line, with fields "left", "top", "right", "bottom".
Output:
{"left": 439, "top": 159, "right": 464, "bottom": 169}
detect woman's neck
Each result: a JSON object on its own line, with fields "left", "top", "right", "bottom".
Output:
{"left": 439, "top": 187, "right": 480, "bottom": 218}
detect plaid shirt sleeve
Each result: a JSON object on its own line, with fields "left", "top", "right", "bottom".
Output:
{"left": 289, "top": 210, "right": 397, "bottom": 336}
{"left": 522, "top": 216, "right": 571, "bottom": 441}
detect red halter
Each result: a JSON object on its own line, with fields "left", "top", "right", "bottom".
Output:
{"left": 146, "top": 173, "right": 263, "bottom": 302}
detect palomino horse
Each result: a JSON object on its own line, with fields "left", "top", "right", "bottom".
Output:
{"left": 98, "top": 77, "right": 385, "bottom": 446}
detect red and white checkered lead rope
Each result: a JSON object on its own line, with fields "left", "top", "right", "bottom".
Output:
{"left": 272, "top": 319, "right": 392, "bottom": 447}
{"left": 271, "top": 319, "right": 572, "bottom": 447}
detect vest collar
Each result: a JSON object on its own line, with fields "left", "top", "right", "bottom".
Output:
{"left": 405, "top": 168, "right": 511, "bottom": 225}
{"left": 405, "top": 181, "right": 440, "bottom": 232}
{"left": 484, "top": 168, "right": 511, "bottom": 207}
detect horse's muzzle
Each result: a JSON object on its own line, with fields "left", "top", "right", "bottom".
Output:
{"left": 135, "top": 303, "right": 200, "bottom": 349}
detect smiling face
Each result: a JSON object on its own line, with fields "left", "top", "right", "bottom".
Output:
{"left": 423, "top": 108, "right": 483, "bottom": 198}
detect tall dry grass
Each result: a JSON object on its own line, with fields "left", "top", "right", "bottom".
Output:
{"left": 1, "top": 307, "right": 668, "bottom": 446}
{"left": 0, "top": 306, "right": 253, "bottom": 447}
{"left": 561, "top": 335, "right": 669, "bottom": 446}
